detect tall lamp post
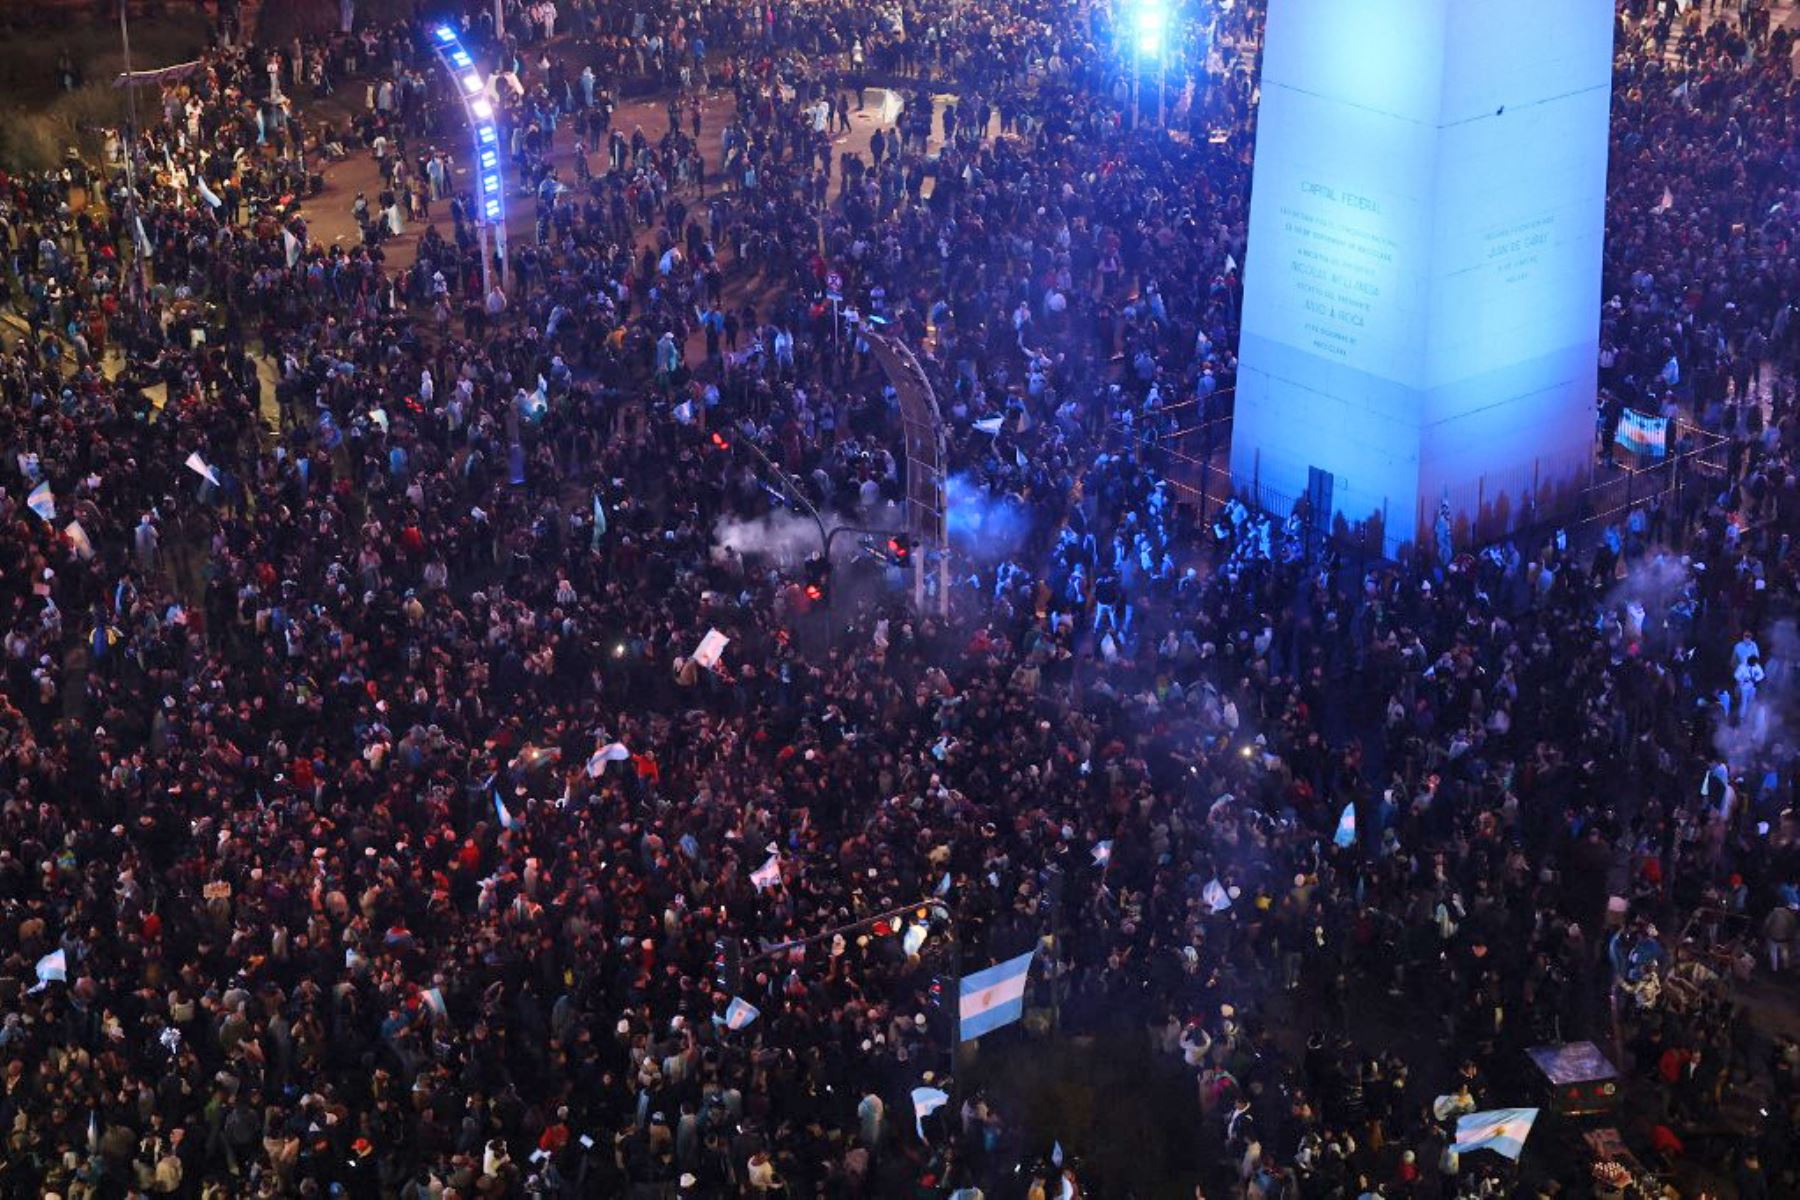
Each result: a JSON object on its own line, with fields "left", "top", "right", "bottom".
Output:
{"left": 118, "top": 1, "right": 148, "bottom": 304}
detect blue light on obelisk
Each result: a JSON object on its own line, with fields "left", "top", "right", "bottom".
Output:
{"left": 1231, "top": 0, "right": 1614, "bottom": 550}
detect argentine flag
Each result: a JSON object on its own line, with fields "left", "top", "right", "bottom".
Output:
{"left": 750, "top": 852, "right": 782, "bottom": 891}
{"left": 493, "top": 790, "right": 521, "bottom": 832}
{"left": 910, "top": 1085, "right": 949, "bottom": 1140}
{"left": 1091, "top": 840, "right": 1112, "bottom": 867}
{"left": 723, "top": 997, "right": 760, "bottom": 1030}
{"left": 1453, "top": 1108, "right": 1539, "bottom": 1161}
{"left": 959, "top": 947, "right": 1036, "bottom": 1042}
{"left": 26, "top": 480, "right": 55, "bottom": 521}
{"left": 1334, "top": 801, "right": 1357, "bottom": 848}
{"left": 184, "top": 451, "right": 221, "bottom": 487}
{"left": 586, "top": 741, "right": 630, "bottom": 777}
{"left": 29, "top": 948, "right": 67, "bottom": 993}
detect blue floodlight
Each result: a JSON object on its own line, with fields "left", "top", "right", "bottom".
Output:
{"left": 434, "top": 26, "right": 456, "bottom": 42}
{"left": 1133, "top": 3, "right": 1167, "bottom": 56}
{"left": 450, "top": 50, "right": 472, "bottom": 68}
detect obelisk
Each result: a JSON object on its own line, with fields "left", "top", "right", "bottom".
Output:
{"left": 1230, "top": 0, "right": 1613, "bottom": 551}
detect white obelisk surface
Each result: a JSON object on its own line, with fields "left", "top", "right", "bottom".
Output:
{"left": 1231, "top": 0, "right": 1613, "bottom": 550}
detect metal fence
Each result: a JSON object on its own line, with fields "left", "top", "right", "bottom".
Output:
{"left": 1143, "top": 411, "right": 1730, "bottom": 567}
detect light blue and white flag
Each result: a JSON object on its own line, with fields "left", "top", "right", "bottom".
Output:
{"left": 901, "top": 922, "right": 927, "bottom": 956}
{"left": 959, "top": 947, "right": 1036, "bottom": 1041}
{"left": 1453, "top": 1108, "right": 1539, "bottom": 1161}
{"left": 586, "top": 741, "right": 630, "bottom": 777}
{"left": 493, "top": 790, "right": 521, "bottom": 832}
{"left": 592, "top": 492, "right": 608, "bottom": 539}
{"left": 1203, "top": 878, "right": 1232, "bottom": 913}
{"left": 29, "top": 948, "right": 67, "bottom": 993}
{"left": 64, "top": 521, "right": 93, "bottom": 560}
{"left": 422, "top": 987, "right": 447, "bottom": 1018}
{"left": 183, "top": 451, "right": 221, "bottom": 487}
{"left": 1091, "top": 840, "right": 1112, "bottom": 867}
{"left": 26, "top": 481, "right": 56, "bottom": 521}
{"left": 1334, "top": 802, "right": 1357, "bottom": 848}
{"left": 1052, "top": 1140, "right": 1064, "bottom": 1167}
{"left": 196, "top": 173, "right": 223, "bottom": 209}
{"left": 910, "top": 1085, "right": 949, "bottom": 1140}
{"left": 934, "top": 872, "right": 952, "bottom": 897}
{"left": 724, "top": 996, "right": 760, "bottom": 1030}
{"left": 972, "top": 416, "right": 1004, "bottom": 436}
{"left": 750, "top": 852, "right": 782, "bottom": 891}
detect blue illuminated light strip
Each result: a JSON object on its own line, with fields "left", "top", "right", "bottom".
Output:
{"left": 427, "top": 24, "right": 505, "bottom": 249}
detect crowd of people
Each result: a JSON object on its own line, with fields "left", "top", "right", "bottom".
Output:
{"left": 0, "top": 0, "right": 1798, "bottom": 1196}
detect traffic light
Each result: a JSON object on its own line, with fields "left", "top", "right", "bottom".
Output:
{"left": 714, "top": 937, "right": 742, "bottom": 992}
{"left": 885, "top": 535, "right": 913, "bottom": 566}
{"left": 709, "top": 431, "right": 731, "bottom": 452}
{"left": 802, "top": 555, "right": 830, "bottom": 605}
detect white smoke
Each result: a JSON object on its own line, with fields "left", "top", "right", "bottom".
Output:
{"left": 713, "top": 508, "right": 834, "bottom": 567}
{"left": 946, "top": 472, "right": 1030, "bottom": 562}
{"left": 1714, "top": 617, "right": 1799, "bottom": 772}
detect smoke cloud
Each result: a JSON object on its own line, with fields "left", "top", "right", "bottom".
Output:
{"left": 946, "top": 472, "right": 1030, "bottom": 562}
{"left": 1714, "top": 617, "right": 1798, "bottom": 772}
{"left": 713, "top": 508, "right": 833, "bottom": 567}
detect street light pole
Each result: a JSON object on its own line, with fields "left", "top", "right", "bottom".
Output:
{"left": 118, "top": 0, "right": 147, "bottom": 304}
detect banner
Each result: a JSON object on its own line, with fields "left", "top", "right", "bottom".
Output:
{"left": 691, "top": 628, "right": 729, "bottom": 671}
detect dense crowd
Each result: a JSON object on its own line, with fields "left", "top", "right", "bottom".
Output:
{"left": 0, "top": 0, "right": 1798, "bottom": 1197}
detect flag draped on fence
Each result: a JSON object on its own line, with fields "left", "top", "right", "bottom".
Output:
{"left": 1616, "top": 409, "right": 1669, "bottom": 458}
